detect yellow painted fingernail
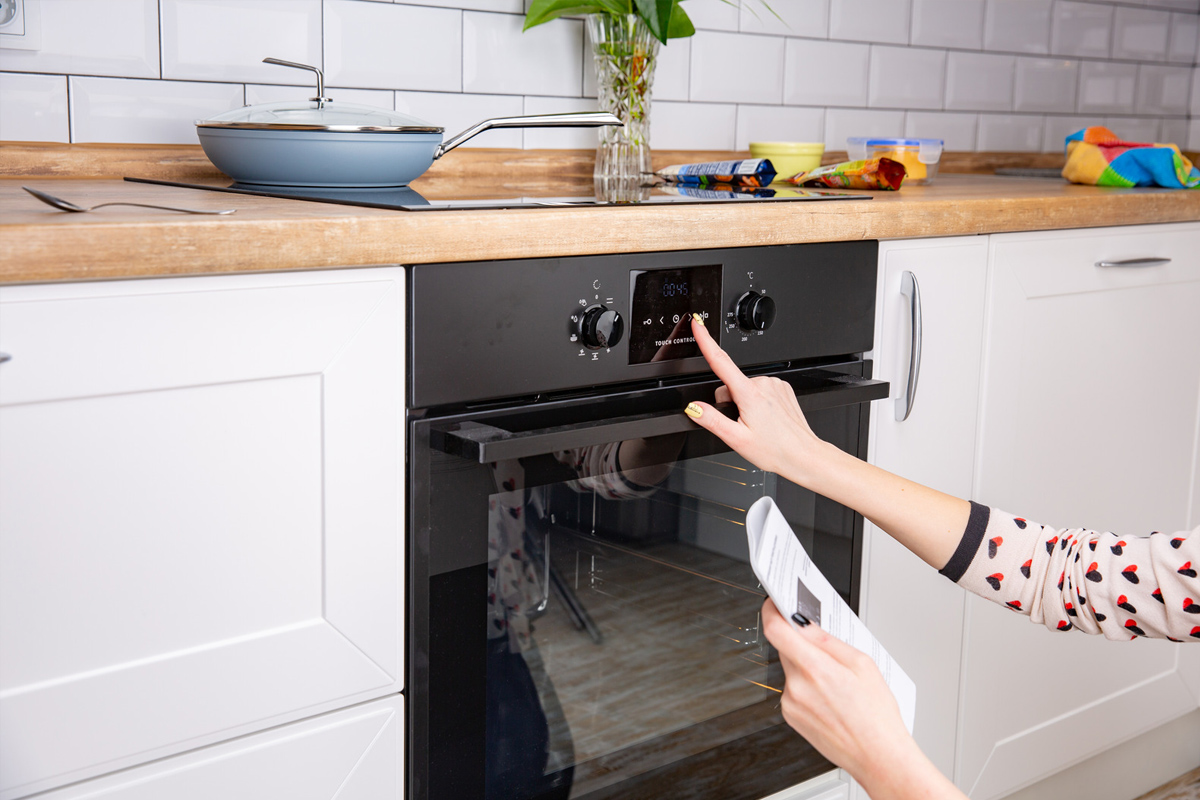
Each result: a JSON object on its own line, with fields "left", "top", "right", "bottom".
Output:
{"left": 685, "top": 402, "right": 703, "bottom": 419}
{"left": 692, "top": 313, "right": 704, "bottom": 325}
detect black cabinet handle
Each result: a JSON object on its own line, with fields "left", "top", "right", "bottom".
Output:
{"left": 433, "top": 371, "right": 889, "bottom": 463}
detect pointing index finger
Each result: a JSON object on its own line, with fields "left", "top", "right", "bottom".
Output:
{"left": 691, "top": 315, "right": 753, "bottom": 399}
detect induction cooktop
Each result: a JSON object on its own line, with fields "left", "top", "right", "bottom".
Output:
{"left": 124, "top": 177, "right": 872, "bottom": 211}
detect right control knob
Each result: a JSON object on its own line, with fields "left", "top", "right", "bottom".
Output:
{"left": 736, "top": 291, "right": 777, "bottom": 332}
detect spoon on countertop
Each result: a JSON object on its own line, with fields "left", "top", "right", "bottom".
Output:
{"left": 22, "top": 186, "right": 236, "bottom": 215}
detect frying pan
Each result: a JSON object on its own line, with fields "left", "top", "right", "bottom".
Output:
{"left": 195, "top": 58, "right": 623, "bottom": 188}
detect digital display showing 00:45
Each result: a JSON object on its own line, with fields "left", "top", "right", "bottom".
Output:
{"left": 628, "top": 265, "right": 722, "bottom": 365}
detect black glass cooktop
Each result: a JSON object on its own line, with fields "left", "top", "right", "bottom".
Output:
{"left": 124, "top": 177, "right": 872, "bottom": 211}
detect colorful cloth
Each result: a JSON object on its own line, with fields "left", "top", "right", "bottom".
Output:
{"left": 1063, "top": 126, "right": 1200, "bottom": 189}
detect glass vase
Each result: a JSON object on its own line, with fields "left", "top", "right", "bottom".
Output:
{"left": 587, "top": 13, "right": 660, "bottom": 194}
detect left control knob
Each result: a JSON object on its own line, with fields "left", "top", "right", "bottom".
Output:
{"left": 580, "top": 305, "right": 624, "bottom": 349}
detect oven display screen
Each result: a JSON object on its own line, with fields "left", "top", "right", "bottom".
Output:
{"left": 628, "top": 266, "right": 722, "bottom": 364}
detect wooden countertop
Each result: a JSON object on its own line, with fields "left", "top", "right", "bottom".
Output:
{"left": 5, "top": 171, "right": 1200, "bottom": 285}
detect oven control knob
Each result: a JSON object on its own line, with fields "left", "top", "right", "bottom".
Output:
{"left": 736, "top": 291, "right": 776, "bottom": 332}
{"left": 580, "top": 305, "right": 623, "bottom": 349}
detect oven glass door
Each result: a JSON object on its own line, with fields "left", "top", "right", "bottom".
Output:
{"left": 410, "top": 364, "right": 884, "bottom": 800}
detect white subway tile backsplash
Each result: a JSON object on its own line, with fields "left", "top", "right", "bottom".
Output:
{"left": 326, "top": 0, "right": 462, "bottom": 92}
{"left": 1189, "top": 119, "right": 1200, "bottom": 150}
{"left": 0, "top": 72, "right": 68, "bottom": 142}
{"left": 690, "top": 31, "right": 785, "bottom": 104}
{"left": 1168, "top": 13, "right": 1200, "bottom": 63}
{"left": 911, "top": 0, "right": 985, "bottom": 50}
{"left": 161, "top": 0, "right": 320, "bottom": 84}
{"left": 977, "top": 113, "right": 1042, "bottom": 150}
{"left": 1014, "top": 57, "right": 1079, "bottom": 113}
{"left": 905, "top": 111, "right": 978, "bottom": 150}
{"left": 1104, "top": 116, "right": 1161, "bottom": 141}
{"left": 984, "top": 0, "right": 1053, "bottom": 54}
{"left": 1042, "top": 114, "right": 1091, "bottom": 151}
{"left": 740, "top": 0, "right": 829, "bottom": 38}
{"left": 1192, "top": 66, "right": 1200, "bottom": 115}
{"left": 829, "top": 0, "right": 912, "bottom": 45}
{"left": 523, "top": 95, "right": 601, "bottom": 148}
{"left": 823, "top": 107, "right": 905, "bottom": 149}
{"left": 247, "top": 83, "right": 394, "bottom": 108}
{"left": 1051, "top": 1, "right": 1112, "bottom": 59}
{"left": 396, "top": 89, "right": 523, "bottom": 147}
{"left": 735, "top": 104, "right": 825, "bottom": 149}
{"left": 683, "top": 0, "right": 740, "bottom": 32}
{"left": 652, "top": 100, "right": 736, "bottom": 149}
{"left": 945, "top": 52, "right": 1014, "bottom": 112}
{"left": 652, "top": 40, "right": 690, "bottom": 101}
{"left": 1111, "top": 7, "right": 1171, "bottom": 61}
{"left": 1078, "top": 61, "right": 1138, "bottom": 114}
{"left": 4, "top": 0, "right": 1199, "bottom": 154}
{"left": 1161, "top": 116, "right": 1188, "bottom": 145}
{"left": 0, "top": 0, "right": 157, "bottom": 79}
{"left": 784, "top": 39, "right": 869, "bottom": 107}
{"left": 405, "top": 0, "right": 522, "bottom": 11}
{"left": 1136, "top": 64, "right": 1191, "bottom": 114}
{"left": 69, "top": 76, "right": 243, "bottom": 144}
{"left": 463, "top": 11, "right": 582, "bottom": 96}
{"left": 868, "top": 46, "right": 945, "bottom": 110}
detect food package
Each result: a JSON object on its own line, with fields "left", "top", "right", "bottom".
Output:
{"left": 785, "top": 158, "right": 906, "bottom": 191}
{"left": 655, "top": 158, "right": 777, "bottom": 188}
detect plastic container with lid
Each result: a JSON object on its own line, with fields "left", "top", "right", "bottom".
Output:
{"left": 847, "top": 137, "right": 944, "bottom": 185}
{"left": 747, "top": 141, "right": 825, "bottom": 181}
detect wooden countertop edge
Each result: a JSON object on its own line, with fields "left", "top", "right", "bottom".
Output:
{"left": 6, "top": 188, "right": 1200, "bottom": 285}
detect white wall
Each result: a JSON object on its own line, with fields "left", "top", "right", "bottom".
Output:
{"left": 1, "top": 0, "right": 1198, "bottom": 152}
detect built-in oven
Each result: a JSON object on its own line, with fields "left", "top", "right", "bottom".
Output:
{"left": 408, "top": 243, "right": 886, "bottom": 800}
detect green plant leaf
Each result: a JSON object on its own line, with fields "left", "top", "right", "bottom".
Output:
{"left": 524, "top": 0, "right": 610, "bottom": 30}
{"left": 633, "top": 0, "right": 674, "bottom": 42}
{"left": 666, "top": 1, "right": 694, "bottom": 38}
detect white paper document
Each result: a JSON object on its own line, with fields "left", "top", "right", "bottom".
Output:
{"left": 746, "top": 496, "right": 917, "bottom": 733}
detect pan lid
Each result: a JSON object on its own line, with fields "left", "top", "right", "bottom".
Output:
{"left": 196, "top": 57, "right": 443, "bottom": 133}
{"left": 197, "top": 99, "right": 444, "bottom": 133}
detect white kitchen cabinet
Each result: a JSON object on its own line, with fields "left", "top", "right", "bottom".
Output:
{"left": 31, "top": 694, "right": 404, "bottom": 800}
{"left": 861, "top": 237, "right": 989, "bottom": 784}
{"left": 957, "top": 224, "right": 1200, "bottom": 799}
{"left": 0, "top": 268, "right": 406, "bottom": 800}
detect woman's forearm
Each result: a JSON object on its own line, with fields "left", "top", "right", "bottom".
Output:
{"left": 789, "top": 440, "right": 970, "bottom": 572}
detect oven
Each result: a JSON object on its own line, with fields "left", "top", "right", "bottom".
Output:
{"left": 407, "top": 243, "right": 886, "bottom": 800}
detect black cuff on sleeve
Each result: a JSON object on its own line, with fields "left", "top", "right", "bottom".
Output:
{"left": 939, "top": 501, "right": 991, "bottom": 583}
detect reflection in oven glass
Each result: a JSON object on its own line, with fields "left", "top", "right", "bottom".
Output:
{"left": 484, "top": 434, "right": 817, "bottom": 799}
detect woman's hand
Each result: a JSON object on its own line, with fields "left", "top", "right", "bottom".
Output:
{"left": 685, "top": 314, "right": 970, "bottom": 570}
{"left": 684, "top": 315, "right": 832, "bottom": 487}
{"left": 762, "top": 599, "right": 965, "bottom": 800}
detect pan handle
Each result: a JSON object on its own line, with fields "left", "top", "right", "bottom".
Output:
{"left": 435, "top": 112, "right": 624, "bottom": 160}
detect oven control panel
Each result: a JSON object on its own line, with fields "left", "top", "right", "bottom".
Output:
{"left": 411, "top": 242, "right": 877, "bottom": 408}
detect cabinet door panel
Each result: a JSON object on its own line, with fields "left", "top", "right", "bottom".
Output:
{"left": 33, "top": 695, "right": 404, "bottom": 800}
{"left": 961, "top": 225, "right": 1200, "bottom": 799}
{"left": 0, "top": 269, "right": 405, "bottom": 800}
{"left": 864, "top": 238, "right": 988, "bottom": 782}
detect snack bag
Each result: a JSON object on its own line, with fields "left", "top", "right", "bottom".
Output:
{"left": 785, "top": 158, "right": 906, "bottom": 191}
{"left": 656, "top": 158, "right": 777, "bottom": 188}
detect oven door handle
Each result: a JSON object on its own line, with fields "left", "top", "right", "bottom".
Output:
{"left": 431, "top": 373, "right": 890, "bottom": 463}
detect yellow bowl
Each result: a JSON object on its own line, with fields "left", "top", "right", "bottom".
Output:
{"left": 749, "top": 141, "right": 825, "bottom": 181}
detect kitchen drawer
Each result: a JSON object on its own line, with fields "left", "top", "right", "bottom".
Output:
{"left": 0, "top": 269, "right": 405, "bottom": 800}
{"left": 28, "top": 695, "right": 404, "bottom": 800}
{"left": 993, "top": 221, "right": 1200, "bottom": 300}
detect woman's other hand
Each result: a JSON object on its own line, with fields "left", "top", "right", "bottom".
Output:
{"left": 762, "top": 599, "right": 965, "bottom": 800}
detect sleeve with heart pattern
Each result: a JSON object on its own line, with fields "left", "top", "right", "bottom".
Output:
{"left": 937, "top": 502, "right": 1200, "bottom": 641}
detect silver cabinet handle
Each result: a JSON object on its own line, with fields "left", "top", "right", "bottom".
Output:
{"left": 894, "top": 270, "right": 922, "bottom": 422}
{"left": 0, "top": 353, "right": 10, "bottom": 364}
{"left": 1095, "top": 258, "right": 1171, "bottom": 268}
